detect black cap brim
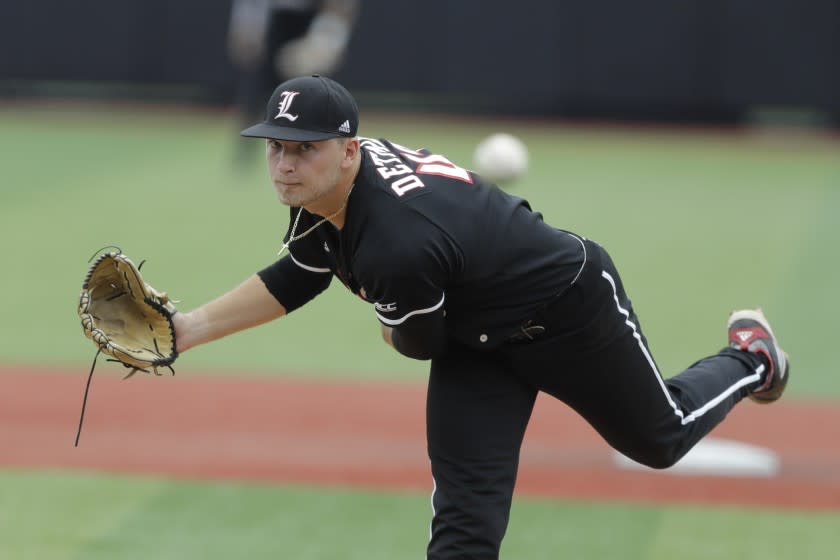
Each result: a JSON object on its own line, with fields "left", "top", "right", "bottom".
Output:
{"left": 240, "top": 123, "right": 341, "bottom": 142}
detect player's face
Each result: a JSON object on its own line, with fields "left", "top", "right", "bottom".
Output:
{"left": 266, "top": 138, "right": 346, "bottom": 210}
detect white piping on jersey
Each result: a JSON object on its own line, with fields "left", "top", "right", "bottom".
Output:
{"left": 601, "top": 271, "right": 763, "bottom": 426}
{"left": 565, "top": 231, "right": 587, "bottom": 286}
{"left": 290, "top": 253, "right": 331, "bottom": 274}
{"left": 426, "top": 475, "right": 437, "bottom": 559}
{"left": 376, "top": 293, "right": 446, "bottom": 326}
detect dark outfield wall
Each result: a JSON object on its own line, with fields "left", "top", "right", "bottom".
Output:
{"left": 1, "top": 0, "right": 837, "bottom": 122}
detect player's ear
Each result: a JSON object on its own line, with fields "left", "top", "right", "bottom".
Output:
{"left": 340, "top": 137, "right": 360, "bottom": 167}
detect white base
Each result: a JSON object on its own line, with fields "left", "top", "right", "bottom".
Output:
{"left": 613, "top": 438, "right": 779, "bottom": 478}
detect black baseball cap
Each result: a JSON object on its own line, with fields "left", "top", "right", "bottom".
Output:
{"left": 240, "top": 75, "right": 359, "bottom": 142}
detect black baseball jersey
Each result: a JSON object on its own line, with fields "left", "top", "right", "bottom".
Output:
{"left": 259, "top": 137, "right": 585, "bottom": 356}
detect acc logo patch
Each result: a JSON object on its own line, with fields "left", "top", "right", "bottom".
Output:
{"left": 374, "top": 301, "right": 397, "bottom": 313}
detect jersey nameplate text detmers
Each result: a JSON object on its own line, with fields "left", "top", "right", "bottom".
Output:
{"left": 359, "top": 138, "right": 473, "bottom": 197}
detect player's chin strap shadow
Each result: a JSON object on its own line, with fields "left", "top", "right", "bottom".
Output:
{"left": 74, "top": 350, "right": 175, "bottom": 447}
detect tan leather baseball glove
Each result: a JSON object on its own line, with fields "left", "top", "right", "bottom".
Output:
{"left": 78, "top": 251, "right": 178, "bottom": 377}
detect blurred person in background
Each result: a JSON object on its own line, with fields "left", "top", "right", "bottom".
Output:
{"left": 227, "top": 0, "right": 359, "bottom": 168}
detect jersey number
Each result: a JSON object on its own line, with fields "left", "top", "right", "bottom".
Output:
{"left": 391, "top": 143, "right": 473, "bottom": 196}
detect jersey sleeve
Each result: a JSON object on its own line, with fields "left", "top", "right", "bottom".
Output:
{"left": 283, "top": 207, "right": 333, "bottom": 273}
{"left": 390, "top": 311, "right": 446, "bottom": 360}
{"left": 362, "top": 243, "right": 448, "bottom": 360}
{"left": 257, "top": 255, "right": 332, "bottom": 313}
{"left": 353, "top": 206, "right": 458, "bottom": 361}
{"left": 360, "top": 241, "right": 448, "bottom": 328}
{"left": 257, "top": 207, "right": 335, "bottom": 313}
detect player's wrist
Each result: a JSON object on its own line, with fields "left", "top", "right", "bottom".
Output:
{"left": 172, "top": 309, "right": 205, "bottom": 353}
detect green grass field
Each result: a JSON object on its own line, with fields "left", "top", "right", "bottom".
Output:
{"left": 1, "top": 470, "right": 837, "bottom": 560}
{"left": 2, "top": 103, "right": 838, "bottom": 558}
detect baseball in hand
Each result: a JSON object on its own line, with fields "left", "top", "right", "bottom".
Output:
{"left": 472, "top": 133, "right": 529, "bottom": 184}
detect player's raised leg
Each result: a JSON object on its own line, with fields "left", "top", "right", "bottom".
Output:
{"left": 506, "top": 241, "right": 787, "bottom": 469}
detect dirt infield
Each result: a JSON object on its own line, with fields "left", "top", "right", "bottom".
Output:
{"left": 2, "top": 366, "right": 838, "bottom": 511}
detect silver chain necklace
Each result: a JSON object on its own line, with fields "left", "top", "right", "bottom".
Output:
{"left": 277, "top": 183, "right": 355, "bottom": 257}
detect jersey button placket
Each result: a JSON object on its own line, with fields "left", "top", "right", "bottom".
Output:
{"left": 479, "top": 334, "right": 488, "bottom": 343}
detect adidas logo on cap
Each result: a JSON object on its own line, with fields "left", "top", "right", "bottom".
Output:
{"left": 338, "top": 120, "right": 351, "bottom": 134}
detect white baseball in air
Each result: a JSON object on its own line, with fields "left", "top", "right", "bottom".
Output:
{"left": 472, "top": 133, "right": 529, "bottom": 184}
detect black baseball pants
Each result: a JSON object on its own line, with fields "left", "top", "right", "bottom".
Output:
{"left": 425, "top": 240, "right": 766, "bottom": 559}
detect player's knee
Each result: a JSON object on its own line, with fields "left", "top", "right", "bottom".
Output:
{"left": 622, "top": 440, "right": 683, "bottom": 470}
{"left": 638, "top": 452, "right": 680, "bottom": 470}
